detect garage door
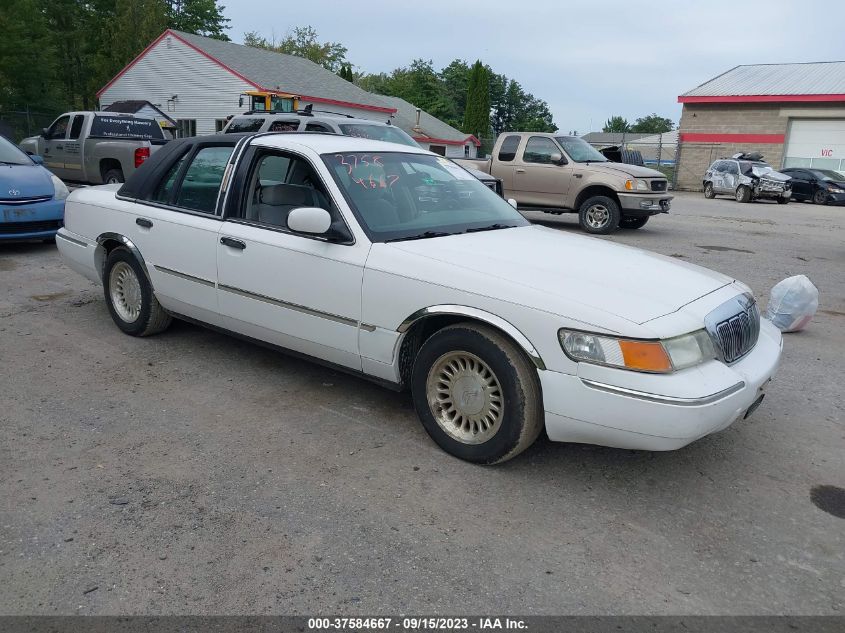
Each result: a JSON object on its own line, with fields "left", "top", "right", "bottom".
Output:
{"left": 784, "top": 119, "right": 845, "bottom": 171}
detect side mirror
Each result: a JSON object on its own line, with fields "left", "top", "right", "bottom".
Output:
{"left": 287, "top": 206, "right": 332, "bottom": 234}
{"left": 41, "top": 128, "right": 49, "bottom": 138}
{"left": 29, "top": 154, "right": 44, "bottom": 165}
{"left": 507, "top": 198, "right": 518, "bottom": 209}
{"left": 549, "top": 152, "right": 563, "bottom": 165}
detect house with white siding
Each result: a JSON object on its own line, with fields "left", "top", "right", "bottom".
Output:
{"left": 97, "top": 29, "right": 398, "bottom": 137}
{"left": 378, "top": 95, "right": 480, "bottom": 158}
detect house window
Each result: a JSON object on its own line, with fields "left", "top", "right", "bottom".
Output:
{"left": 464, "top": 144, "right": 470, "bottom": 158}
{"left": 215, "top": 119, "right": 228, "bottom": 133}
{"left": 176, "top": 119, "right": 197, "bottom": 138}
{"left": 429, "top": 145, "right": 446, "bottom": 156}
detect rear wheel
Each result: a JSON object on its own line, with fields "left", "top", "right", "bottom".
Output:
{"left": 103, "top": 248, "right": 171, "bottom": 336}
{"left": 619, "top": 215, "right": 649, "bottom": 229}
{"left": 735, "top": 185, "right": 752, "bottom": 203}
{"left": 411, "top": 323, "right": 543, "bottom": 464}
{"left": 578, "top": 195, "right": 620, "bottom": 234}
{"left": 703, "top": 182, "right": 716, "bottom": 199}
{"left": 103, "top": 168, "right": 124, "bottom": 184}
{"left": 812, "top": 189, "right": 828, "bottom": 205}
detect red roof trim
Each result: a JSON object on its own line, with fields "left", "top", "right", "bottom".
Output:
{"left": 98, "top": 29, "right": 397, "bottom": 115}
{"left": 679, "top": 94, "right": 845, "bottom": 104}
{"left": 297, "top": 94, "right": 395, "bottom": 114}
{"left": 679, "top": 133, "right": 785, "bottom": 144}
{"left": 414, "top": 136, "right": 481, "bottom": 147}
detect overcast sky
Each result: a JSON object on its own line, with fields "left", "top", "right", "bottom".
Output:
{"left": 226, "top": 0, "right": 845, "bottom": 134}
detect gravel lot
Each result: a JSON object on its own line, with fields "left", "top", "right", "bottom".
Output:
{"left": 1, "top": 192, "right": 843, "bottom": 615}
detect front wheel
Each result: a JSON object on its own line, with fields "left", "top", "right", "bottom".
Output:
{"left": 735, "top": 185, "right": 752, "bottom": 203}
{"left": 578, "top": 195, "right": 620, "bottom": 234}
{"left": 812, "top": 189, "right": 828, "bottom": 205}
{"left": 776, "top": 196, "right": 790, "bottom": 205}
{"left": 103, "top": 248, "right": 172, "bottom": 336}
{"left": 703, "top": 182, "right": 716, "bottom": 199}
{"left": 411, "top": 323, "right": 543, "bottom": 464}
{"left": 619, "top": 215, "right": 649, "bottom": 229}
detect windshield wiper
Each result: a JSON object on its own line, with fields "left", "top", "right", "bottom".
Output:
{"left": 464, "top": 223, "right": 517, "bottom": 233}
{"left": 385, "top": 230, "right": 455, "bottom": 242}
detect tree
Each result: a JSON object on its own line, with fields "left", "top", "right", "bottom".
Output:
{"left": 631, "top": 113, "right": 674, "bottom": 134}
{"left": 337, "top": 63, "right": 354, "bottom": 82}
{"left": 463, "top": 60, "right": 490, "bottom": 139}
{"left": 168, "top": 0, "right": 229, "bottom": 40}
{"left": 245, "top": 26, "right": 348, "bottom": 73}
{"left": 603, "top": 116, "right": 630, "bottom": 133}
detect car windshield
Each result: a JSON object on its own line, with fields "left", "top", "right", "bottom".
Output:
{"left": 812, "top": 169, "right": 845, "bottom": 181}
{"left": 338, "top": 124, "right": 420, "bottom": 148}
{"left": 0, "top": 135, "right": 34, "bottom": 165}
{"left": 323, "top": 151, "right": 528, "bottom": 242}
{"left": 554, "top": 136, "right": 608, "bottom": 162}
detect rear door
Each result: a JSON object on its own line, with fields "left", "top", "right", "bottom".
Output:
{"left": 490, "top": 135, "right": 521, "bottom": 196}
{"left": 512, "top": 136, "right": 572, "bottom": 206}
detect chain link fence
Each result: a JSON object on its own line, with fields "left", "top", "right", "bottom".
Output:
{"left": 0, "top": 109, "right": 61, "bottom": 143}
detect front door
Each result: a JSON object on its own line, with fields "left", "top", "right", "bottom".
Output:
{"left": 788, "top": 170, "right": 811, "bottom": 200}
{"left": 216, "top": 147, "right": 368, "bottom": 370}
{"left": 512, "top": 136, "right": 572, "bottom": 207}
{"left": 61, "top": 115, "right": 86, "bottom": 182}
{"left": 41, "top": 115, "right": 71, "bottom": 179}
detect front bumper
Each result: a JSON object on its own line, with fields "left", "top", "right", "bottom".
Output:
{"left": 617, "top": 192, "right": 672, "bottom": 215}
{"left": 754, "top": 187, "right": 790, "bottom": 200}
{"left": 821, "top": 191, "right": 845, "bottom": 205}
{"left": 0, "top": 198, "right": 65, "bottom": 240}
{"left": 539, "top": 318, "right": 783, "bottom": 450}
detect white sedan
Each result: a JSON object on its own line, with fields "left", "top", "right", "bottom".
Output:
{"left": 55, "top": 132, "right": 782, "bottom": 464}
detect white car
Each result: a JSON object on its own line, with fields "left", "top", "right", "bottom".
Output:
{"left": 55, "top": 132, "right": 783, "bottom": 464}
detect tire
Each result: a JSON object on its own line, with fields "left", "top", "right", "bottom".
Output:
{"left": 776, "top": 196, "right": 790, "bottom": 205}
{"left": 735, "top": 185, "right": 752, "bottom": 203}
{"left": 703, "top": 182, "right": 716, "bottom": 199}
{"left": 619, "top": 215, "right": 649, "bottom": 229}
{"left": 812, "top": 189, "right": 828, "bottom": 205}
{"left": 103, "top": 248, "right": 171, "bottom": 337}
{"left": 103, "top": 168, "right": 124, "bottom": 185}
{"left": 410, "top": 323, "right": 543, "bottom": 464}
{"left": 578, "top": 195, "right": 621, "bottom": 234}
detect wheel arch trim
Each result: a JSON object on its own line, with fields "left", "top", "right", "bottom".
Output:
{"left": 95, "top": 232, "right": 152, "bottom": 285}
{"left": 396, "top": 305, "right": 546, "bottom": 370}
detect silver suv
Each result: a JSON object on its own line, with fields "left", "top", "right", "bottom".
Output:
{"left": 223, "top": 109, "right": 503, "bottom": 195}
{"left": 703, "top": 153, "right": 792, "bottom": 204}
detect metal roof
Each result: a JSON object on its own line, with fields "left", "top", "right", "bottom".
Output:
{"left": 377, "top": 95, "right": 476, "bottom": 144}
{"left": 580, "top": 132, "right": 650, "bottom": 144}
{"left": 681, "top": 61, "right": 845, "bottom": 97}
{"left": 171, "top": 31, "right": 395, "bottom": 112}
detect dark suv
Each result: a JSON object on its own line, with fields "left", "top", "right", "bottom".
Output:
{"left": 703, "top": 153, "right": 792, "bottom": 203}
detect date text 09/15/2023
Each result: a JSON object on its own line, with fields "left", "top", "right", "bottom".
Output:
{"left": 307, "top": 617, "right": 528, "bottom": 631}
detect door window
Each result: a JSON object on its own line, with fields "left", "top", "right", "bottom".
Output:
{"left": 523, "top": 136, "right": 560, "bottom": 164}
{"left": 174, "top": 146, "right": 233, "bottom": 213}
{"left": 47, "top": 116, "right": 70, "bottom": 139}
{"left": 68, "top": 116, "right": 84, "bottom": 140}
{"left": 305, "top": 122, "right": 332, "bottom": 132}
{"left": 242, "top": 150, "right": 335, "bottom": 231}
{"left": 267, "top": 120, "right": 300, "bottom": 132}
{"left": 725, "top": 162, "right": 739, "bottom": 175}
{"left": 151, "top": 151, "right": 190, "bottom": 204}
{"left": 498, "top": 135, "right": 521, "bottom": 162}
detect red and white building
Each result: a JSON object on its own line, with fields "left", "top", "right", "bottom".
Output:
{"left": 98, "top": 29, "right": 398, "bottom": 137}
{"left": 676, "top": 61, "right": 845, "bottom": 190}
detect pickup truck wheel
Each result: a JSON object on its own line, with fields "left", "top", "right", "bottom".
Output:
{"left": 103, "top": 168, "right": 124, "bottom": 184}
{"left": 579, "top": 196, "right": 620, "bottom": 234}
{"left": 619, "top": 215, "right": 649, "bottom": 229}
{"left": 703, "top": 182, "right": 716, "bottom": 199}
{"left": 104, "top": 248, "right": 171, "bottom": 337}
{"left": 735, "top": 185, "right": 752, "bottom": 203}
{"left": 411, "top": 323, "right": 543, "bottom": 464}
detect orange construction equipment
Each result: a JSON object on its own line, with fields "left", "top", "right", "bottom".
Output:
{"left": 239, "top": 90, "right": 300, "bottom": 113}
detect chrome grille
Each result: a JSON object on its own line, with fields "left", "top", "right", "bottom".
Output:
{"left": 706, "top": 296, "right": 760, "bottom": 364}
{"left": 0, "top": 195, "right": 52, "bottom": 205}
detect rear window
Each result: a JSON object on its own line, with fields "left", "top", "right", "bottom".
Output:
{"left": 498, "top": 135, "right": 521, "bottom": 162}
{"left": 89, "top": 116, "right": 164, "bottom": 140}
{"left": 225, "top": 117, "right": 266, "bottom": 133}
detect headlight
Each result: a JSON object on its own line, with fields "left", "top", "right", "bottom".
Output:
{"left": 624, "top": 179, "right": 650, "bottom": 191}
{"left": 828, "top": 187, "right": 844, "bottom": 194}
{"left": 50, "top": 174, "right": 69, "bottom": 200}
{"left": 558, "top": 328, "right": 715, "bottom": 373}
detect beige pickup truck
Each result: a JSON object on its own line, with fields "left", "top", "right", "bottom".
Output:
{"left": 455, "top": 132, "right": 672, "bottom": 234}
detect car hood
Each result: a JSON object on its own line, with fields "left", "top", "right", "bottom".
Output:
{"left": 0, "top": 163, "right": 55, "bottom": 198}
{"left": 752, "top": 167, "right": 790, "bottom": 181}
{"left": 584, "top": 161, "right": 666, "bottom": 179}
{"left": 383, "top": 225, "right": 733, "bottom": 326}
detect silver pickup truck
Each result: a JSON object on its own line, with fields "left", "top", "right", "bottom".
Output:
{"left": 456, "top": 132, "right": 672, "bottom": 234}
{"left": 20, "top": 112, "right": 170, "bottom": 185}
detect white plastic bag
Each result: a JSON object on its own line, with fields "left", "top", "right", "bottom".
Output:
{"left": 764, "top": 275, "right": 819, "bottom": 332}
